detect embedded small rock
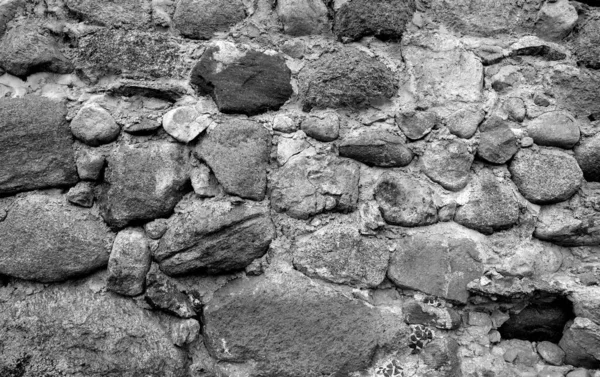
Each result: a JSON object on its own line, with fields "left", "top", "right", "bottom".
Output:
{"left": 504, "top": 97, "right": 527, "bottom": 122}
{"left": 527, "top": 111, "right": 580, "bottom": 149}
{"left": 70, "top": 104, "right": 120, "bottom": 146}
{"left": 145, "top": 268, "right": 196, "bottom": 318}
{"left": 65, "top": 0, "right": 151, "bottom": 29}
{"left": 535, "top": 0, "right": 578, "bottom": 41}
{"left": 144, "top": 219, "right": 168, "bottom": 240}
{"left": 300, "top": 111, "right": 340, "bottom": 142}
{"left": 476, "top": 116, "right": 519, "bottom": 164}
{"left": 445, "top": 107, "right": 485, "bottom": 139}
{"left": 573, "top": 16, "right": 600, "bottom": 69}
{"left": 575, "top": 133, "right": 600, "bottom": 182}
{"left": 277, "top": 0, "right": 330, "bottom": 36}
{"left": 403, "top": 300, "right": 462, "bottom": 330}
{"left": 173, "top": 0, "right": 246, "bottom": 40}
{"left": 421, "top": 139, "right": 474, "bottom": 191}
{"left": 537, "top": 341, "right": 566, "bottom": 366}
{"left": 66, "top": 181, "right": 95, "bottom": 208}
{"left": 190, "top": 163, "right": 221, "bottom": 197}
{"left": 396, "top": 111, "right": 438, "bottom": 140}
{"left": 339, "top": 129, "right": 413, "bottom": 167}
{"left": 162, "top": 106, "right": 212, "bottom": 143}
{"left": 559, "top": 317, "right": 600, "bottom": 369}
{"left": 75, "top": 149, "right": 105, "bottom": 181}
{"left": 107, "top": 228, "right": 151, "bottom": 297}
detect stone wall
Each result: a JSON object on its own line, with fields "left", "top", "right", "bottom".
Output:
{"left": 1, "top": 0, "right": 600, "bottom": 376}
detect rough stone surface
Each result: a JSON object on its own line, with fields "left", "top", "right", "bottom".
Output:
{"left": 445, "top": 107, "right": 485, "bottom": 139}
{"left": 277, "top": 0, "right": 330, "bottom": 36}
{"left": 173, "top": 0, "right": 246, "bottom": 39}
{"left": 155, "top": 197, "right": 276, "bottom": 275}
{"left": 299, "top": 47, "right": 397, "bottom": 111}
{"left": 107, "top": 228, "right": 151, "bottom": 297}
{"left": 293, "top": 224, "right": 390, "bottom": 288}
{"left": 98, "top": 142, "right": 189, "bottom": 229}
{"left": 339, "top": 129, "right": 413, "bottom": 167}
{"left": 190, "top": 162, "right": 221, "bottom": 197}
{"left": 162, "top": 106, "right": 212, "bottom": 143}
{"left": 535, "top": 0, "right": 578, "bottom": 41}
{"left": 573, "top": 17, "right": 600, "bottom": 69}
{"left": 388, "top": 222, "right": 485, "bottom": 303}
{"left": 144, "top": 267, "right": 196, "bottom": 318}
{"left": 333, "top": 0, "right": 416, "bottom": 42}
{"left": 559, "top": 317, "right": 600, "bottom": 369}
{"left": 271, "top": 154, "right": 360, "bottom": 219}
{"left": 374, "top": 172, "right": 438, "bottom": 227}
{"left": 549, "top": 68, "right": 600, "bottom": 118}
{"left": 396, "top": 110, "right": 438, "bottom": 140}
{"left": 202, "top": 270, "right": 407, "bottom": 377}
{"left": 195, "top": 119, "right": 270, "bottom": 200}
{"left": 403, "top": 300, "right": 462, "bottom": 330}
{"left": 0, "top": 192, "right": 114, "bottom": 282}
{"left": 537, "top": 341, "right": 566, "bottom": 366}
{"left": 66, "top": 181, "right": 95, "bottom": 208}
{"left": 75, "top": 149, "right": 105, "bottom": 181}
{"left": 421, "top": 139, "right": 474, "bottom": 192}
{"left": 504, "top": 97, "right": 527, "bottom": 122}
{"left": 575, "top": 133, "right": 600, "bottom": 182}
{"left": 476, "top": 116, "right": 519, "bottom": 164}
{"left": 509, "top": 147, "right": 583, "bottom": 204}
{"left": 527, "top": 111, "right": 580, "bottom": 149}
{"left": 65, "top": 0, "right": 151, "bottom": 29}
{"left": 300, "top": 111, "right": 340, "bottom": 142}
{"left": 454, "top": 168, "right": 520, "bottom": 234}
{"left": 191, "top": 42, "right": 292, "bottom": 115}
{"left": 70, "top": 104, "right": 120, "bottom": 146}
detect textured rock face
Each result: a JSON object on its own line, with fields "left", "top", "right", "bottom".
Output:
{"left": 527, "top": 111, "right": 580, "bottom": 149}
{"left": 339, "top": 129, "right": 413, "bottom": 167}
{"left": 163, "top": 106, "right": 212, "bottom": 143}
{"left": 477, "top": 117, "right": 519, "bottom": 164}
{"left": 191, "top": 42, "right": 292, "bottom": 115}
{"left": 421, "top": 140, "right": 474, "bottom": 191}
{"left": 397, "top": 111, "right": 438, "bottom": 140}
{"left": 70, "top": 103, "right": 120, "bottom": 146}
{"left": 535, "top": 0, "right": 578, "bottom": 41}
{"left": 0, "top": 96, "right": 78, "bottom": 195}
{"left": 174, "top": 0, "right": 246, "bottom": 39}
{"left": 573, "top": 17, "right": 600, "bottom": 69}
{"left": 98, "top": 142, "right": 189, "bottom": 229}
{"left": 202, "top": 271, "right": 407, "bottom": 377}
{"left": 575, "top": 133, "right": 600, "bottom": 182}
{"left": 301, "top": 111, "right": 340, "bottom": 142}
{"left": 195, "top": 119, "right": 270, "bottom": 200}
{"left": 277, "top": 0, "right": 330, "bottom": 36}
{"left": 107, "top": 228, "right": 151, "bottom": 296}
{"left": 65, "top": 0, "right": 151, "bottom": 29}
{"left": 0, "top": 193, "right": 114, "bottom": 282}
{"left": 559, "top": 318, "right": 600, "bottom": 369}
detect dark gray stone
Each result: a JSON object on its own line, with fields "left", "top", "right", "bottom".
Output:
{"left": 0, "top": 96, "right": 77, "bottom": 195}
{"left": 106, "top": 79, "right": 189, "bottom": 102}
{"left": 339, "top": 130, "right": 413, "bottom": 167}
{"left": 559, "top": 318, "right": 600, "bottom": 369}
{"left": 421, "top": 140, "right": 474, "bottom": 192}
{"left": 403, "top": 300, "right": 462, "bottom": 330}
{"left": 445, "top": 107, "right": 485, "bottom": 139}
{"left": 145, "top": 267, "right": 197, "bottom": 318}
{"left": 66, "top": 181, "right": 95, "bottom": 208}
{"left": 0, "top": 0, "right": 23, "bottom": 38}
{"left": 575, "top": 133, "right": 600, "bottom": 182}
{"left": 573, "top": 16, "right": 600, "bottom": 69}
{"left": 75, "top": 148, "right": 105, "bottom": 181}
{"left": 548, "top": 67, "right": 600, "bottom": 118}
{"left": 65, "top": 0, "right": 151, "bottom": 29}
{"left": 527, "top": 111, "right": 580, "bottom": 149}
{"left": 107, "top": 228, "right": 151, "bottom": 297}
{"left": 277, "top": 0, "right": 330, "bottom": 36}
{"left": 0, "top": 192, "right": 114, "bottom": 282}
{"left": 476, "top": 116, "right": 519, "bottom": 164}
{"left": 174, "top": 0, "right": 246, "bottom": 40}
{"left": 300, "top": 112, "right": 340, "bottom": 142}
{"left": 396, "top": 110, "right": 438, "bottom": 140}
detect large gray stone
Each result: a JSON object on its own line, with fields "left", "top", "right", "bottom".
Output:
{"left": 65, "top": 0, "right": 151, "bottom": 29}
{"left": 339, "top": 129, "right": 413, "bottom": 167}
{"left": 270, "top": 154, "right": 360, "bottom": 219}
{"left": 575, "top": 133, "right": 600, "bottom": 182}
{"left": 195, "top": 119, "right": 270, "bottom": 201}
{"left": 421, "top": 139, "right": 474, "bottom": 192}
{"left": 535, "top": 0, "right": 578, "bottom": 41}
{"left": 537, "top": 341, "right": 566, "bottom": 366}
{"left": 559, "top": 317, "right": 600, "bottom": 369}
{"left": 144, "top": 267, "right": 197, "bottom": 318}
{"left": 527, "top": 111, "right": 580, "bottom": 149}
{"left": 0, "top": 0, "right": 23, "bottom": 38}
{"left": 0, "top": 96, "right": 78, "bottom": 195}
{"left": 0, "top": 192, "right": 114, "bottom": 282}
{"left": 549, "top": 67, "right": 600, "bottom": 119}
{"left": 107, "top": 228, "right": 151, "bottom": 297}
{"left": 202, "top": 270, "right": 408, "bottom": 377}
{"left": 155, "top": 197, "right": 275, "bottom": 276}
{"left": 573, "top": 15, "right": 600, "bottom": 69}
{"left": 396, "top": 110, "right": 438, "bottom": 140}
{"left": 98, "top": 141, "right": 189, "bottom": 229}
{"left": 174, "top": 0, "right": 246, "bottom": 40}
{"left": 277, "top": 0, "right": 330, "bottom": 36}
{"left": 476, "top": 116, "right": 519, "bottom": 164}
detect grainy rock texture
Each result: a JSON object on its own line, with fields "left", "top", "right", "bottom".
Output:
{"left": 277, "top": 0, "right": 330, "bottom": 36}
{"left": 174, "top": 0, "right": 246, "bottom": 40}
{"left": 107, "top": 228, "right": 151, "bottom": 296}
{"left": 421, "top": 139, "right": 474, "bottom": 191}
{"left": 339, "top": 129, "right": 413, "bottom": 167}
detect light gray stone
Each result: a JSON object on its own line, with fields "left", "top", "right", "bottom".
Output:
{"left": 75, "top": 148, "right": 105, "bottom": 181}
{"left": 70, "top": 104, "right": 120, "bottom": 146}
{"left": 396, "top": 110, "right": 438, "bottom": 140}
{"left": 277, "top": 0, "right": 330, "bottom": 36}
{"left": 476, "top": 116, "right": 519, "bottom": 164}
{"left": 445, "top": 107, "right": 485, "bottom": 139}
{"left": 66, "top": 181, "right": 95, "bottom": 208}
{"left": 162, "top": 106, "right": 212, "bottom": 143}
{"left": 421, "top": 139, "right": 474, "bottom": 191}
{"left": 107, "top": 228, "right": 151, "bottom": 297}
{"left": 527, "top": 111, "right": 580, "bottom": 149}
{"left": 301, "top": 111, "right": 340, "bottom": 142}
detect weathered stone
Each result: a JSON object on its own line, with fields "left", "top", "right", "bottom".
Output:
{"left": 537, "top": 341, "right": 566, "bottom": 366}
{"left": 504, "top": 97, "right": 527, "bottom": 122}
{"left": 445, "top": 107, "right": 485, "bottom": 139}
{"left": 396, "top": 110, "right": 438, "bottom": 140}
{"left": 454, "top": 168, "right": 520, "bottom": 234}
{"left": 0, "top": 274, "right": 188, "bottom": 376}
{"left": 202, "top": 270, "right": 407, "bottom": 377}
{"left": 145, "top": 267, "right": 197, "bottom": 318}
{"left": 0, "top": 96, "right": 77, "bottom": 195}
{"left": 559, "top": 317, "right": 600, "bottom": 369}
{"left": 499, "top": 298, "right": 572, "bottom": 343}
{"left": 106, "top": 79, "right": 190, "bottom": 102}
{"left": 293, "top": 224, "right": 390, "bottom": 288}
{"left": 299, "top": 47, "right": 397, "bottom": 111}
{"left": 107, "top": 228, "right": 151, "bottom": 297}
{"left": 65, "top": 0, "right": 151, "bottom": 29}
{"left": 509, "top": 147, "right": 583, "bottom": 204}
{"left": 421, "top": 139, "right": 474, "bottom": 192}
{"left": 573, "top": 16, "right": 600, "bottom": 69}
{"left": 75, "top": 148, "right": 105, "bottom": 181}
{"left": 502, "top": 339, "right": 541, "bottom": 366}
{"left": 359, "top": 200, "right": 386, "bottom": 235}
{"left": 174, "top": 0, "right": 246, "bottom": 40}
{"left": 195, "top": 119, "right": 270, "bottom": 200}
{"left": 374, "top": 172, "right": 438, "bottom": 226}
{"left": 162, "top": 106, "right": 212, "bottom": 143}
{"left": 527, "top": 111, "right": 580, "bottom": 149}
{"left": 123, "top": 116, "right": 162, "bottom": 134}
{"left": 190, "top": 163, "right": 220, "bottom": 197}
{"left": 339, "top": 129, "right": 413, "bottom": 167}
{"left": 98, "top": 142, "right": 189, "bottom": 229}
{"left": 535, "top": 0, "right": 578, "bottom": 41}
{"left": 277, "top": 0, "right": 330, "bottom": 36}
{"left": 575, "top": 133, "right": 600, "bottom": 182}
{"left": 271, "top": 154, "right": 360, "bottom": 219}
{"left": 388, "top": 222, "right": 485, "bottom": 303}
{"left": 70, "top": 103, "right": 120, "bottom": 146}
{"left": 567, "top": 369, "right": 592, "bottom": 377}
{"left": 419, "top": 337, "right": 462, "bottom": 376}
{"left": 0, "top": 23, "right": 73, "bottom": 77}
{"left": 66, "top": 181, "right": 95, "bottom": 208}
{"left": 191, "top": 42, "right": 292, "bottom": 115}
{"left": 273, "top": 113, "right": 298, "bottom": 133}
{"left": 144, "top": 218, "right": 168, "bottom": 240}
{"left": 155, "top": 197, "right": 275, "bottom": 275}
{"left": 0, "top": 0, "right": 23, "bottom": 38}
{"left": 277, "top": 134, "right": 309, "bottom": 166}
{"left": 300, "top": 111, "right": 340, "bottom": 142}
{"left": 476, "top": 116, "right": 519, "bottom": 164}
{"left": 403, "top": 300, "right": 462, "bottom": 330}
{"left": 549, "top": 67, "right": 600, "bottom": 118}
{"left": 0, "top": 192, "right": 114, "bottom": 282}
{"left": 334, "top": 0, "right": 415, "bottom": 42}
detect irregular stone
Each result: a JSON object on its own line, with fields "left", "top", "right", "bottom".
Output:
{"left": 0, "top": 96, "right": 77, "bottom": 195}
{"left": 527, "top": 111, "right": 580, "bottom": 149}
{"left": 502, "top": 339, "right": 541, "bottom": 366}
{"left": 388, "top": 222, "right": 485, "bottom": 303}
{"left": 575, "top": 133, "right": 600, "bottom": 182}
{"left": 123, "top": 116, "right": 162, "bottom": 134}
{"left": 0, "top": 23, "right": 73, "bottom": 77}
{"left": 65, "top": 0, "right": 151, "bottom": 29}
{"left": 173, "top": 0, "right": 246, "bottom": 40}
{"left": 339, "top": 129, "right": 413, "bottom": 167}
{"left": 419, "top": 337, "right": 462, "bottom": 376}
{"left": 567, "top": 369, "right": 591, "bottom": 377}
{"left": 271, "top": 154, "right": 360, "bottom": 219}
{"left": 549, "top": 67, "right": 600, "bottom": 118}
{"left": 445, "top": 107, "right": 485, "bottom": 139}
{"left": 535, "top": 0, "right": 578, "bottom": 41}
{"left": 70, "top": 103, "right": 120, "bottom": 146}
{"left": 374, "top": 172, "right": 438, "bottom": 226}
{"left": 403, "top": 300, "right": 462, "bottom": 330}
{"left": 106, "top": 79, "right": 190, "bottom": 102}
{"left": 155, "top": 197, "right": 276, "bottom": 275}
{"left": 145, "top": 268, "right": 197, "bottom": 318}
{"left": 0, "top": 192, "right": 114, "bottom": 282}
{"left": 396, "top": 110, "right": 438, "bottom": 140}
{"left": 191, "top": 42, "right": 292, "bottom": 115}
{"left": 98, "top": 142, "right": 189, "bottom": 229}
{"left": 277, "top": 135, "right": 309, "bottom": 166}
{"left": 273, "top": 113, "right": 298, "bottom": 133}
{"left": 162, "top": 106, "right": 212, "bottom": 143}
{"left": 299, "top": 47, "right": 397, "bottom": 111}
{"left": 107, "top": 228, "right": 151, "bottom": 297}
{"left": 559, "top": 317, "right": 600, "bottom": 369}
{"left": 0, "top": 275, "right": 188, "bottom": 376}
{"left": 504, "top": 97, "right": 526, "bottom": 122}
{"left": 195, "top": 119, "right": 270, "bottom": 200}
{"left": 468, "top": 311, "right": 492, "bottom": 328}
{"left": 144, "top": 218, "right": 168, "bottom": 240}
{"left": 66, "top": 181, "right": 95, "bottom": 208}
{"left": 293, "top": 224, "right": 390, "bottom": 288}
{"left": 333, "top": 0, "right": 415, "bottom": 42}
{"left": 421, "top": 139, "right": 474, "bottom": 192}
{"left": 477, "top": 116, "right": 519, "bottom": 164}
{"left": 359, "top": 200, "right": 386, "bottom": 235}
{"left": 0, "top": 0, "right": 23, "bottom": 38}
{"left": 537, "top": 341, "right": 566, "bottom": 366}
{"left": 573, "top": 16, "right": 600, "bottom": 69}
{"left": 75, "top": 148, "right": 105, "bottom": 181}
{"left": 509, "top": 147, "right": 583, "bottom": 204}
{"left": 300, "top": 111, "right": 340, "bottom": 142}
{"left": 510, "top": 41, "right": 567, "bottom": 61}
{"left": 190, "top": 163, "right": 220, "bottom": 197}
{"left": 454, "top": 168, "right": 520, "bottom": 234}
{"left": 277, "top": 0, "right": 330, "bottom": 36}
{"left": 202, "top": 270, "right": 407, "bottom": 376}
